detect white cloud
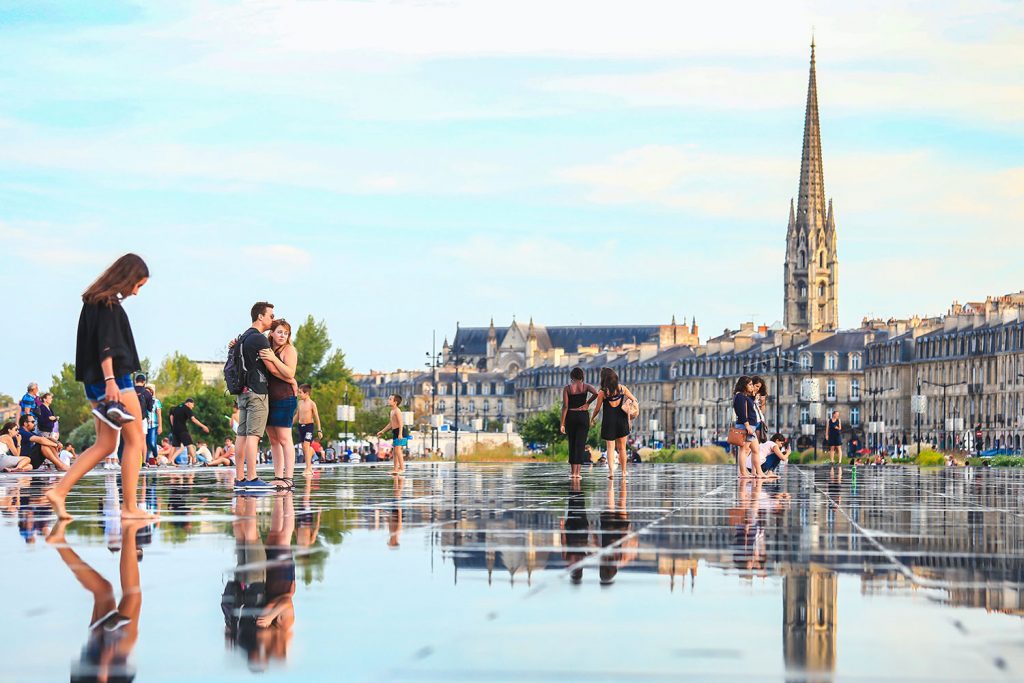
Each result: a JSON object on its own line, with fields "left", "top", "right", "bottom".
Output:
{"left": 240, "top": 244, "right": 313, "bottom": 280}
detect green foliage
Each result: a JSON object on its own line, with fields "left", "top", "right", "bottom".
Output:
{"left": 788, "top": 448, "right": 831, "bottom": 465}
{"left": 915, "top": 450, "right": 946, "bottom": 467}
{"left": 154, "top": 352, "right": 204, "bottom": 398}
{"left": 989, "top": 455, "right": 1024, "bottom": 467}
{"left": 68, "top": 420, "right": 97, "bottom": 452}
{"left": 47, "top": 363, "right": 93, "bottom": 435}
{"left": 309, "top": 379, "right": 367, "bottom": 440}
{"left": 519, "top": 405, "right": 564, "bottom": 447}
{"left": 293, "top": 316, "right": 352, "bottom": 386}
{"left": 0, "top": 393, "right": 13, "bottom": 405}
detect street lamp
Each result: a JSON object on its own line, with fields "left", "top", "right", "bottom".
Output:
{"left": 336, "top": 393, "right": 355, "bottom": 459}
{"left": 425, "top": 333, "right": 444, "bottom": 454}
{"left": 921, "top": 378, "right": 965, "bottom": 452}
{"left": 744, "top": 347, "right": 804, "bottom": 430}
{"left": 701, "top": 397, "right": 732, "bottom": 447}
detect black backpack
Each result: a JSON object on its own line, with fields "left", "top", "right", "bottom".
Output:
{"left": 224, "top": 329, "right": 253, "bottom": 395}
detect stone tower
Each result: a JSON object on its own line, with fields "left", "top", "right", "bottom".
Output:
{"left": 784, "top": 40, "right": 839, "bottom": 332}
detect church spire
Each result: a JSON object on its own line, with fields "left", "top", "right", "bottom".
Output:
{"left": 797, "top": 39, "right": 826, "bottom": 232}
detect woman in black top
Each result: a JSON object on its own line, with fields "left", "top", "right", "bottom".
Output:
{"left": 590, "top": 368, "right": 638, "bottom": 481}
{"left": 732, "top": 376, "right": 765, "bottom": 479}
{"left": 560, "top": 367, "right": 599, "bottom": 480}
{"left": 47, "top": 254, "right": 154, "bottom": 521}
{"left": 825, "top": 410, "right": 843, "bottom": 464}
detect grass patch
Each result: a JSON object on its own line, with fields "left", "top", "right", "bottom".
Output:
{"left": 914, "top": 450, "right": 946, "bottom": 467}
{"left": 646, "top": 446, "right": 731, "bottom": 465}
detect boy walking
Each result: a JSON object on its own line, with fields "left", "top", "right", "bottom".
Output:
{"left": 295, "top": 384, "right": 322, "bottom": 474}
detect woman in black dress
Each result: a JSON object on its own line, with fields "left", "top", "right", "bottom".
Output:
{"left": 590, "top": 368, "right": 638, "bottom": 481}
{"left": 560, "top": 367, "right": 599, "bottom": 480}
{"left": 825, "top": 410, "right": 843, "bottom": 464}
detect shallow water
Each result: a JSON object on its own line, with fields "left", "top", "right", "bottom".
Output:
{"left": 3, "top": 462, "right": 1024, "bottom": 682}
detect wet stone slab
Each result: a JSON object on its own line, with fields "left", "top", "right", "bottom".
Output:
{"left": 3, "top": 462, "right": 1024, "bottom": 682}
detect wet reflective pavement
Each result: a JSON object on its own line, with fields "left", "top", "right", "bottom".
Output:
{"left": 4, "top": 462, "right": 1024, "bottom": 682}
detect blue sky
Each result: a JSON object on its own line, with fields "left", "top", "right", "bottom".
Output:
{"left": 2, "top": 0, "right": 1022, "bottom": 395}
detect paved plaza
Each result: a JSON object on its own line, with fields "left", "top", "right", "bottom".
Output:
{"left": 4, "top": 463, "right": 1024, "bottom": 682}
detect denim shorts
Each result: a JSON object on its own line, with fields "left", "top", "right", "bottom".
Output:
{"left": 735, "top": 422, "right": 758, "bottom": 442}
{"left": 84, "top": 374, "right": 134, "bottom": 402}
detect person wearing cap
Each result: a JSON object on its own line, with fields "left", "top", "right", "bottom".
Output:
{"left": 117, "top": 373, "right": 157, "bottom": 466}
{"left": 169, "top": 398, "right": 209, "bottom": 467}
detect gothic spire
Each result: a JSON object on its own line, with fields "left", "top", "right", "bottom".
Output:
{"left": 796, "top": 40, "right": 826, "bottom": 232}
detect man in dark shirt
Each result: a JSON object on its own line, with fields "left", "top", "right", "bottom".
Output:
{"left": 17, "top": 414, "right": 68, "bottom": 471}
{"left": 169, "top": 398, "right": 209, "bottom": 467}
{"left": 234, "top": 302, "right": 275, "bottom": 490}
{"left": 36, "top": 392, "right": 59, "bottom": 438}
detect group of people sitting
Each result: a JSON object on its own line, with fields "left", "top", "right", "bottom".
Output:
{"left": 154, "top": 436, "right": 236, "bottom": 467}
{"left": 1, "top": 417, "right": 76, "bottom": 473}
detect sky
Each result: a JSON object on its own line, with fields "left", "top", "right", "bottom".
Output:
{"left": 2, "top": 0, "right": 1022, "bottom": 395}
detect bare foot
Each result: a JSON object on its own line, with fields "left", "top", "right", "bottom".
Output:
{"left": 121, "top": 507, "right": 158, "bottom": 521}
{"left": 45, "top": 489, "right": 72, "bottom": 520}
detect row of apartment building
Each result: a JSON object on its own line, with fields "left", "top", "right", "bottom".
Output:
{"left": 354, "top": 293, "right": 1024, "bottom": 452}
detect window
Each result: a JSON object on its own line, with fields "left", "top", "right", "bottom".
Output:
{"left": 818, "top": 283, "right": 825, "bottom": 297}
{"left": 851, "top": 379, "right": 860, "bottom": 399}
{"left": 482, "top": 383, "right": 491, "bottom": 395}
{"left": 819, "top": 252, "right": 825, "bottom": 268}
{"left": 851, "top": 408, "right": 860, "bottom": 426}
{"left": 467, "top": 383, "right": 476, "bottom": 396}
{"left": 800, "top": 406, "right": 810, "bottom": 424}
{"left": 827, "top": 378, "right": 837, "bottom": 400}
{"left": 826, "top": 353, "right": 837, "bottom": 370}
{"left": 495, "top": 384, "right": 505, "bottom": 395}
{"left": 483, "top": 400, "right": 490, "bottom": 412}
{"left": 467, "top": 400, "right": 475, "bottom": 412}
{"left": 438, "top": 384, "right": 447, "bottom": 396}
{"left": 800, "top": 353, "right": 812, "bottom": 370}
{"left": 850, "top": 353, "right": 862, "bottom": 371}
{"left": 437, "top": 400, "right": 446, "bottom": 412}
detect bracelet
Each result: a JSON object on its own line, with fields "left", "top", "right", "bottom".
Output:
{"left": 104, "top": 376, "right": 116, "bottom": 382}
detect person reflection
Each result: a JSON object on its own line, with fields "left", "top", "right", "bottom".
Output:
{"left": 48, "top": 517, "right": 148, "bottom": 683}
{"left": 561, "top": 479, "right": 591, "bottom": 584}
{"left": 731, "top": 479, "right": 767, "bottom": 576}
{"left": 223, "top": 493, "right": 296, "bottom": 672}
{"left": 597, "top": 478, "right": 635, "bottom": 586}
{"left": 388, "top": 474, "right": 404, "bottom": 548}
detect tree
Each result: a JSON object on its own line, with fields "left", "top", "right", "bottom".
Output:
{"left": 305, "top": 379, "right": 364, "bottom": 441}
{"left": 519, "top": 405, "right": 565, "bottom": 447}
{"left": 0, "top": 393, "right": 13, "bottom": 406}
{"left": 293, "top": 316, "right": 352, "bottom": 386}
{"left": 353, "top": 404, "right": 390, "bottom": 440}
{"left": 154, "top": 352, "right": 204, "bottom": 398}
{"left": 47, "top": 363, "right": 93, "bottom": 435}
{"left": 163, "top": 384, "right": 236, "bottom": 447}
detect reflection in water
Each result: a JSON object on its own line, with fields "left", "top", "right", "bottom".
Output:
{"left": 49, "top": 518, "right": 149, "bottom": 683}
{"left": 223, "top": 494, "right": 296, "bottom": 672}
{"left": 784, "top": 564, "right": 837, "bottom": 683}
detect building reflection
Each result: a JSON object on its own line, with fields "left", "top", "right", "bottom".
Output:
{"left": 783, "top": 564, "right": 837, "bottom": 683}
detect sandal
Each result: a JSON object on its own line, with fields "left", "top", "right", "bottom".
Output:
{"left": 272, "top": 478, "right": 294, "bottom": 490}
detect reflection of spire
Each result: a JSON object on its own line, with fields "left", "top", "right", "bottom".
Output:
{"left": 783, "top": 564, "right": 837, "bottom": 682}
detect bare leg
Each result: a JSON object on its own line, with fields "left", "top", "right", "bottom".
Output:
{"left": 117, "top": 391, "right": 152, "bottom": 519}
{"left": 268, "top": 428, "right": 285, "bottom": 480}
{"left": 394, "top": 446, "right": 405, "bottom": 473}
{"left": 605, "top": 440, "right": 616, "bottom": 478}
{"left": 47, "top": 414, "right": 119, "bottom": 520}
{"left": 40, "top": 445, "right": 69, "bottom": 472}
{"left": 737, "top": 442, "right": 752, "bottom": 478}
{"left": 617, "top": 438, "right": 628, "bottom": 480}
{"left": 302, "top": 442, "right": 313, "bottom": 473}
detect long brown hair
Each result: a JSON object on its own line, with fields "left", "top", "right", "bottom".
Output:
{"left": 82, "top": 253, "right": 149, "bottom": 306}
{"left": 599, "top": 367, "right": 620, "bottom": 395}
{"left": 271, "top": 319, "right": 292, "bottom": 351}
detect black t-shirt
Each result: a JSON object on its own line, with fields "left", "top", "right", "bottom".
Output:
{"left": 240, "top": 328, "right": 271, "bottom": 395}
{"left": 170, "top": 404, "right": 193, "bottom": 435}
{"left": 75, "top": 301, "right": 141, "bottom": 385}
{"left": 135, "top": 385, "right": 154, "bottom": 417}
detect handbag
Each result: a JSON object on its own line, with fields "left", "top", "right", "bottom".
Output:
{"left": 757, "top": 423, "right": 768, "bottom": 443}
{"left": 727, "top": 426, "right": 748, "bottom": 447}
{"left": 621, "top": 396, "right": 640, "bottom": 420}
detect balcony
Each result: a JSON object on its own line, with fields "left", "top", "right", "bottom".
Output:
{"left": 967, "top": 383, "right": 984, "bottom": 396}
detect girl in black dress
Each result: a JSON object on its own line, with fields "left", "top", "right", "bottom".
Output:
{"left": 47, "top": 254, "right": 153, "bottom": 521}
{"left": 825, "top": 410, "right": 843, "bottom": 464}
{"left": 560, "top": 367, "right": 599, "bottom": 480}
{"left": 590, "top": 368, "right": 638, "bottom": 481}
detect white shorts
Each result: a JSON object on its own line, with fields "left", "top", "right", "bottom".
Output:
{"left": 0, "top": 454, "right": 23, "bottom": 469}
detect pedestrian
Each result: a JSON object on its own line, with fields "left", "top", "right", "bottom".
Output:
{"left": 145, "top": 386, "right": 162, "bottom": 465}
{"left": 19, "top": 382, "right": 39, "bottom": 416}
{"left": 231, "top": 301, "right": 275, "bottom": 490}
{"left": 751, "top": 376, "right": 769, "bottom": 442}
{"left": 169, "top": 398, "right": 209, "bottom": 467}
{"left": 295, "top": 384, "right": 323, "bottom": 474}
{"left": 262, "top": 319, "right": 298, "bottom": 490}
{"left": 732, "top": 375, "right": 765, "bottom": 479}
{"left": 560, "top": 367, "right": 598, "bottom": 480}
{"left": 589, "top": 368, "right": 637, "bottom": 481}
{"left": 746, "top": 433, "right": 789, "bottom": 477}
{"left": 375, "top": 394, "right": 406, "bottom": 476}
{"left": 18, "top": 414, "right": 69, "bottom": 471}
{"left": 36, "top": 392, "right": 60, "bottom": 440}
{"left": 46, "top": 253, "right": 153, "bottom": 520}
{"left": 825, "top": 410, "right": 843, "bottom": 465}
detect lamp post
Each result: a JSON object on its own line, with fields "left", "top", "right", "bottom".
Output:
{"left": 336, "top": 394, "right": 355, "bottom": 459}
{"left": 921, "top": 378, "right": 964, "bottom": 452}
{"left": 425, "top": 334, "right": 443, "bottom": 454}
{"left": 700, "top": 397, "right": 731, "bottom": 446}
{"left": 452, "top": 344, "right": 465, "bottom": 459}
{"left": 863, "top": 385, "right": 894, "bottom": 451}
{"left": 745, "top": 347, "right": 803, "bottom": 432}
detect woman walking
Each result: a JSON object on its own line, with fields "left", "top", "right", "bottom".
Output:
{"left": 733, "top": 376, "right": 765, "bottom": 479}
{"left": 560, "top": 367, "right": 598, "bottom": 480}
{"left": 46, "top": 253, "right": 153, "bottom": 520}
{"left": 262, "top": 320, "right": 299, "bottom": 489}
{"left": 590, "top": 368, "right": 637, "bottom": 481}
{"left": 825, "top": 410, "right": 843, "bottom": 464}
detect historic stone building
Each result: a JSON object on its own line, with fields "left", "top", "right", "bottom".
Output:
{"left": 356, "top": 368, "right": 516, "bottom": 428}
{"left": 784, "top": 41, "right": 839, "bottom": 333}
{"left": 866, "top": 294, "right": 1024, "bottom": 452}
{"left": 447, "top": 316, "right": 698, "bottom": 378}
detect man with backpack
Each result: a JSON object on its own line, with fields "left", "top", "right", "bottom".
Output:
{"left": 226, "top": 301, "right": 275, "bottom": 491}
